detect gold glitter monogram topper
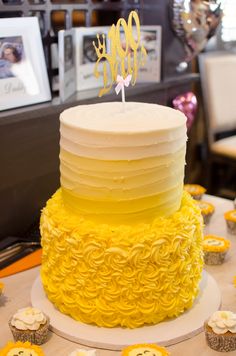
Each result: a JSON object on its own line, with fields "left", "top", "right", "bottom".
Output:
{"left": 93, "top": 11, "right": 147, "bottom": 97}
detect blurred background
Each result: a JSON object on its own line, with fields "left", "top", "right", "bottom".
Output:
{"left": 0, "top": 0, "right": 235, "bottom": 242}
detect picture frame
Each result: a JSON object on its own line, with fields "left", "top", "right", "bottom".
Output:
{"left": 0, "top": 17, "right": 51, "bottom": 111}
{"left": 74, "top": 26, "right": 110, "bottom": 92}
{"left": 139, "top": 26, "right": 162, "bottom": 83}
{"left": 58, "top": 28, "right": 76, "bottom": 102}
{"left": 120, "top": 25, "right": 162, "bottom": 83}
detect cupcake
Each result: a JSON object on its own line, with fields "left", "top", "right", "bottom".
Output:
{"left": 184, "top": 184, "right": 206, "bottom": 200}
{"left": 0, "top": 341, "right": 45, "bottom": 355}
{"left": 224, "top": 210, "right": 236, "bottom": 235}
{"left": 204, "top": 310, "right": 236, "bottom": 352}
{"left": 195, "top": 200, "right": 215, "bottom": 225}
{"left": 203, "top": 235, "right": 230, "bottom": 265}
{"left": 9, "top": 307, "right": 49, "bottom": 345}
{"left": 68, "top": 349, "right": 97, "bottom": 356}
{"left": 122, "top": 344, "right": 169, "bottom": 356}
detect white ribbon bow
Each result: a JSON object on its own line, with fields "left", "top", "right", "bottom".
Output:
{"left": 115, "top": 74, "right": 132, "bottom": 95}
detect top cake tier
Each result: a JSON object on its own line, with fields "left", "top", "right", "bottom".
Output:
{"left": 60, "top": 102, "right": 187, "bottom": 222}
{"left": 60, "top": 102, "right": 186, "bottom": 159}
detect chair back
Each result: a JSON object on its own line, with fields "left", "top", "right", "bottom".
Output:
{"left": 199, "top": 52, "right": 236, "bottom": 143}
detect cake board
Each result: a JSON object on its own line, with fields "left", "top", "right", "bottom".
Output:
{"left": 31, "top": 270, "right": 221, "bottom": 351}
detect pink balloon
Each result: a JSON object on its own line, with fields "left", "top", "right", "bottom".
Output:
{"left": 172, "top": 92, "right": 197, "bottom": 131}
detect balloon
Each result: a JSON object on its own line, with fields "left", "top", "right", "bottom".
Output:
{"left": 172, "top": 92, "right": 197, "bottom": 131}
{"left": 171, "top": 0, "right": 223, "bottom": 61}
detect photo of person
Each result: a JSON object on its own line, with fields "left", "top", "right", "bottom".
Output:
{"left": 64, "top": 34, "right": 74, "bottom": 72}
{"left": 0, "top": 37, "right": 24, "bottom": 79}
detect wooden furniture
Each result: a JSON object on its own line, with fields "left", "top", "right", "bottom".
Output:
{"left": 0, "top": 194, "right": 235, "bottom": 355}
{"left": 199, "top": 52, "right": 236, "bottom": 198}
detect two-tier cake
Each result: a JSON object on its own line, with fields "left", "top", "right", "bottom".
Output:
{"left": 40, "top": 102, "right": 203, "bottom": 328}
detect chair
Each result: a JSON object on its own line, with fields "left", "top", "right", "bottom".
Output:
{"left": 198, "top": 51, "right": 236, "bottom": 198}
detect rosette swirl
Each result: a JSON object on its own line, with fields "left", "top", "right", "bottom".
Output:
{"left": 40, "top": 190, "right": 203, "bottom": 328}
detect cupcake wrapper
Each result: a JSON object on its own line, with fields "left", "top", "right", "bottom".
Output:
{"left": 226, "top": 220, "right": 236, "bottom": 235}
{"left": 204, "top": 251, "right": 226, "bottom": 265}
{"left": 192, "top": 194, "right": 203, "bottom": 200}
{"left": 204, "top": 322, "right": 236, "bottom": 352}
{"left": 9, "top": 317, "right": 50, "bottom": 345}
{"left": 202, "top": 212, "right": 213, "bottom": 225}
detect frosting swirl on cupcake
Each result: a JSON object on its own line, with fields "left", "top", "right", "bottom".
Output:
{"left": 122, "top": 344, "right": 169, "bottom": 356}
{"left": 0, "top": 341, "right": 45, "bottom": 356}
{"left": 184, "top": 184, "right": 206, "bottom": 196}
{"left": 224, "top": 210, "right": 236, "bottom": 222}
{"left": 203, "top": 235, "right": 230, "bottom": 252}
{"left": 208, "top": 311, "right": 236, "bottom": 334}
{"left": 11, "top": 307, "right": 47, "bottom": 331}
{"left": 195, "top": 201, "right": 215, "bottom": 214}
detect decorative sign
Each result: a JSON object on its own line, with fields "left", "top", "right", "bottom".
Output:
{"left": 93, "top": 11, "right": 147, "bottom": 97}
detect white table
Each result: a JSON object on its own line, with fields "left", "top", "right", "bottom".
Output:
{"left": 0, "top": 195, "right": 235, "bottom": 356}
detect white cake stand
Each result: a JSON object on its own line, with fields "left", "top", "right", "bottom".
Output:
{"left": 31, "top": 270, "right": 221, "bottom": 351}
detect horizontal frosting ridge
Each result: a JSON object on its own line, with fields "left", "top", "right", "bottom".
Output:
{"left": 59, "top": 102, "right": 187, "bottom": 220}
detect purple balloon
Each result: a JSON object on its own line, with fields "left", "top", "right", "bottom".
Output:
{"left": 172, "top": 92, "right": 197, "bottom": 130}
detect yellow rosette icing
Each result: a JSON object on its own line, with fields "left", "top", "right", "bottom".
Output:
{"left": 203, "top": 235, "right": 230, "bottom": 252}
{"left": 122, "top": 344, "right": 169, "bottom": 356}
{"left": 40, "top": 190, "right": 204, "bottom": 328}
{"left": 0, "top": 341, "right": 45, "bottom": 356}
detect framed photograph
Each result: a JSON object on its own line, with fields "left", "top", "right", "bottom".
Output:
{"left": 120, "top": 26, "right": 162, "bottom": 83}
{"left": 139, "top": 26, "right": 162, "bottom": 83}
{"left": 0, "top": 17, "right": 51, "bottom": 111}
{"left": 58, "top": 29, "right": 76, "bottom": 102}
{"left": 74, "top": 27, "right": 110, "bottom": 92}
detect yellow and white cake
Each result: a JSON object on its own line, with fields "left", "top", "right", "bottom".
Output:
{"left": 40, "top": 102, "right": 203, "bottom": 328}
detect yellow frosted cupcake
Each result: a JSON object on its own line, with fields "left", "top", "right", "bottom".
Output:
{"left": 9, "top": 307, "right": 49, "bottom": 345}
{"left": 184, "top": 184, "right": 206, "bottom": 200}
{"left": 224, "top": 210, "right": 236, "bottom": 235}
{"left": 122, "top": 344, "right": 169, "bottom": 356}
{"left": 204, "top": 311, "right": 236, "bottom": 352}
{"left": 203, "top": 235, "right": 230, "bottom": 265}
{"left": 195, "top": 201, "right": 215, "bottom": 225}
{"left": 0, "top": 341, "right": 45, "bottom": 356}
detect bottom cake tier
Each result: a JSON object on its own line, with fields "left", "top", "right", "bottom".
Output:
{"left": 40, "top": 190, "right": 203, "bottom": 329}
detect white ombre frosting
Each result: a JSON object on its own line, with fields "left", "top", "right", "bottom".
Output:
{"left": 60, "top": 102, "right": 186, "bottom": 159}
{"left": 59, "top": 102, "right": 187, "bottom": 221}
